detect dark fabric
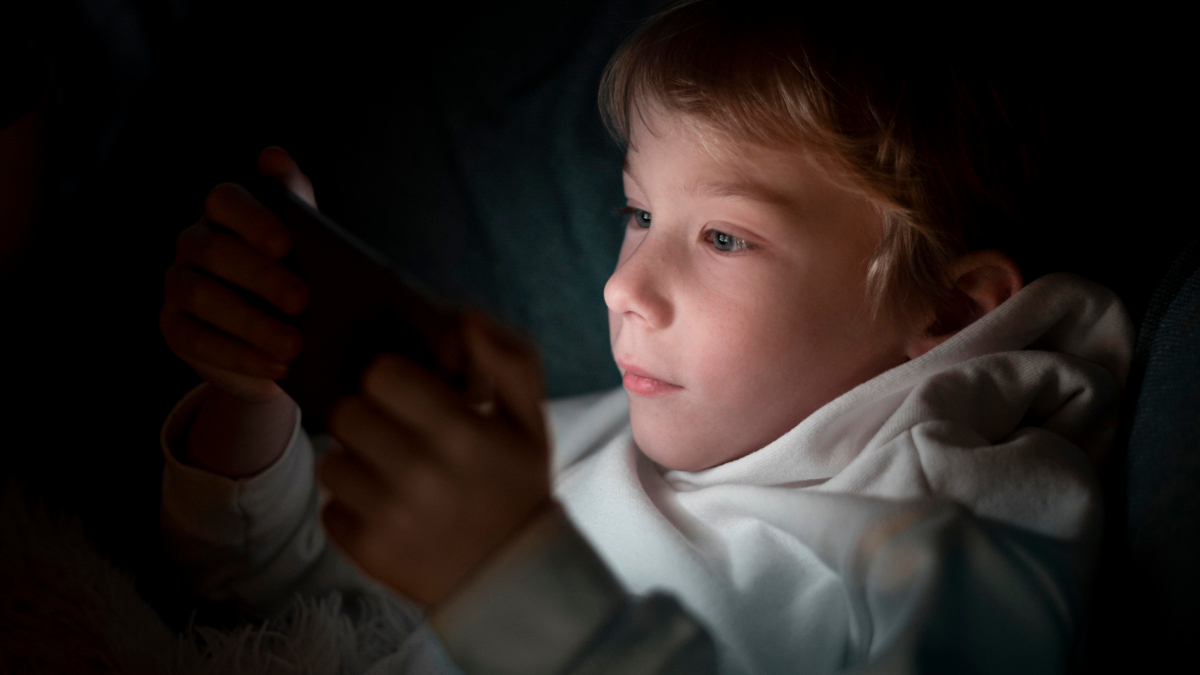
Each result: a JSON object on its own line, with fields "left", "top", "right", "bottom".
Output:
{"left": 5, "top": 0, "right": 1189, "bottom": 654}
{"left": 1124, "top": 228, "right": 1200, "bottom": 648}
{"left": 1, "top": 0, "right": 664, "bottom": 631}
{"left": 1084, "top": 228, "right": 1200, "bottom": 671}
{"left": 0, "top": 27, "right": 48, "bottom": 131}
{"left": 1, "top": 0, "right": 205, "bottom": 634}
{"left": 302, "top": 0, "right": 663, "bottom": 399}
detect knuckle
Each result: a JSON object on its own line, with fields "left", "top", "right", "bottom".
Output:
{"left": 230, "top": 252, "right": 288, "bottom": 307}
{"left": 174, "top": 228, "right": 192, "bottom": 257}
{"left": 171, "top": 262, "right": 195, "bottom": 293}
{"left": 327, "top": 397, "right": 364, "bottom": 438}
{"left": 176, "top": 227, "right": 209, "bottom": 265}
{"left": 356, "top": 532, "right": 388, "bottom": 574}
{"left": 193, "top": 227, "right": 221, "bottom": 260}
{"left": 321, "top": 506, "right": 354, "bottom": 547}
{"left": 317, "top": 453, "right": 345, "bottom": 489}
{"left": 361, "top": 354, "right": 398, "bottom": 396}
{"left": 240, "top": 307, "right": 269, "bottom": 340}
{"left": 441, "top": 424, "right": 477, "bottom": 457}
{"left": 379, "top": 500, "right": 410, "bottom": 531}
{"left": 231, "top": 255, "right": 276, "bottom": 300}
{"left": 405, "top": 463, "right": 451, "bottom": 508}
{"left": 234, "top": 348, "right": 262, "bottom": 376}
{"left": 178, "top": 274, "right": 210, "bottom": 312}
{"left": 198, "top": 232, "right": 244, "bottom": 278}
{"left": 272, "top": 326, "right": 303, "bottom": 360}
{"left": 184, "top": 327, "right": 210, "bottom": 363}
{"left": 262, "top": 271, "right": 295, "bottom": 308}
{"left": 204, "top": 182, "right": 240, "bottom": 216}
{"left": 511, "top": 338, "right": 540, "bottom": 367}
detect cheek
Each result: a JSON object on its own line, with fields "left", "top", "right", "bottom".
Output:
{"left": 685, "top": 273, "right": 852, "bottom": 410}
{"left": 689, "top": 270, "right": 796, "bottom": 366}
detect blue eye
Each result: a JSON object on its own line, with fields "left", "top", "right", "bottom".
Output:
{"left": 707, "top": 230, "right": 748, "bottom": 253}
{"left": 618, "top": 207, "right": 651, "bottom": 229}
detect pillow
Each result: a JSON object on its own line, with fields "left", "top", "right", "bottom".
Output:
{"left": 307, "top": 1, "right": 664, "bottom": 398}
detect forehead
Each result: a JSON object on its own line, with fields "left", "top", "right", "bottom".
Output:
{"left": 622, "top": 111, "right": 857, "bottom": 211}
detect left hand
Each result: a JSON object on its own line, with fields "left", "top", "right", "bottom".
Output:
{"left": 319, "top": 313, "right": 551, "bottom": 607}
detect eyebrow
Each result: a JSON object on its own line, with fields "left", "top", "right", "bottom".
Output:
{"left": 623, "top": 160, "right": 791, "bottom": 208}
{"left": 685, "top": 178, "right": 791, "bottom": 207}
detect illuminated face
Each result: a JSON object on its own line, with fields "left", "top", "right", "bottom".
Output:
{"left": 605, "top": 110, "right": 917, "bottom": 471}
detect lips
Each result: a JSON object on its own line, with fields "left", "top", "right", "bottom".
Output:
{"left": 617, "top": 359, "right": 682, "bottom": 396}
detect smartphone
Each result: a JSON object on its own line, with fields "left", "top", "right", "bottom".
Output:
{"left": 244, "top": 176, "right": 467, "bottom": 431}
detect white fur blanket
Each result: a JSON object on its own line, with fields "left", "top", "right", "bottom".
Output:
{"left": 0, "top": 481, "right": 419, "bottom": 675}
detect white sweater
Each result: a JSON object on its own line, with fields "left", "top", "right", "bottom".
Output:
{"left": 161, "top": 272, "right": 1132, "bottom": 674}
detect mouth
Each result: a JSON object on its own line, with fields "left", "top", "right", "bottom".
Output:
{"left": 616, "top": 359, "right": 683, "bottom": 397}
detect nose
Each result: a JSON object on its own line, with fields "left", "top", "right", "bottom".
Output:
{"left": 604, "top": 233, "right": 674, "bottom": 330}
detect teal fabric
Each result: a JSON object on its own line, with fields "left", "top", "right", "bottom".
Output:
{"left": 311, "top": 1, "right": 663, "bottom": 398}
{"left": 431, "top": 7, "right": 634, "bottom": 398}
{"left": 1123, "top": 228, "right": 1200, "bottom": 652}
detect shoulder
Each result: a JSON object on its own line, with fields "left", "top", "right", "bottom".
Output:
{"left": 546, "top": 387, "right": 630, "bottom": 473}
{"left": 884, "top": 349, "right": 1116, "bottom": 540}
{"left": 834, "top": 274, "right": 1134, "bottom": 539}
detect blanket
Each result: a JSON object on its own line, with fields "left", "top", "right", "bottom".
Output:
{"left": 0, "top": 481, "right": 425, "bottom": 675}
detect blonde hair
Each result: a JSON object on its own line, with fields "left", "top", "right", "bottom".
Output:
{"left": 599, "top": 1, "right": 1049, "bottom": 329}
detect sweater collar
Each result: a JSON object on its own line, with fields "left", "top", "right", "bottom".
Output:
{"left": 662, "top": 272, "right": 1133, "bottom": 489}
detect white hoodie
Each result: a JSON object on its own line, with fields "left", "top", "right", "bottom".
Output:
{"left": 161, "top": 272, "right": 1132, "bottom": 675}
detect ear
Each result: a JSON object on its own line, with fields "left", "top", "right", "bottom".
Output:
{"left": 905, "top": 250, "right": 1024, "bottom": 360}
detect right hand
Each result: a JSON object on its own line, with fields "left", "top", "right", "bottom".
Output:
{"left": 160, "top": 147, "right": 315, "bottom": 403}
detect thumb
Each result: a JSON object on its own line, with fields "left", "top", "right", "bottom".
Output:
{"left": 257, "top": 146, "right": 317, "bottom": 208}
{"left": 463, "top": 313, "right": 546, "bottom": 447}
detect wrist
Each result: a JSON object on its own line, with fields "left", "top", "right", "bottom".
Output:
{"left": 430, "top": 502, "right": 627, "bottom": 674}
{"left": 184, "top": 386, "right": 299, "bottom": 478}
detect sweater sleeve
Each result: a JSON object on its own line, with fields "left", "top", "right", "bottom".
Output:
{"left": 833, "top": 498, "right": 1089, "bottom": 675}
{"left": 430, "top": 503, "right": 717, "bottom": 675}
{"left": 426, "top": 494, "right": 1083, "bottom": 675}
{"left": 161, "top": 385, "right": 718, "bottom": 673}
{"left": 159, "top": 384, "right": 389, "bottom": 619}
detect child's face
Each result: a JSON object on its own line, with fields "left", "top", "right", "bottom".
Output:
{"left": 606, "top": 110, "right": 918, "bottom": 471}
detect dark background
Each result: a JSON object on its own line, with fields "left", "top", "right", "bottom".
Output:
{"left": 0, "top": 0, "right": 1191, "bottom": 656}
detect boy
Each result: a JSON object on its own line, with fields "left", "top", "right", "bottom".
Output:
{"left": 158, "top": 2, "right": 1131, "bottom": 672}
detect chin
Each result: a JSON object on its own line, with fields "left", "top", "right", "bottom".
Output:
{"left": 630, "top": 416, "right": 722, "bottom": 472}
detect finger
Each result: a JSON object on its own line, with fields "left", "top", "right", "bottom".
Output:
{"left": 463, "top": 314, "right": 545, "bottom": 443}
{"left": 160, "top": 304, "right": 288, "bottom": 380}
{"left": 317, "top": 449, "right": 392, "bottom": 519}
{"left": 257, "top": 146, "right": 316, "bottom": 208}
{"left": 203, "top": 182, "right": 291, "bottom": 259}
{"left": 177, "top": 223, "right": 308, "bottom": 316}
{"left": 327, "top": 395, "right": 437, "bottom": 479}
{"left": 321, "top": 500, "right": 368, "bottom": 560}
{"left": 166, "top": 264, "right": 303, "bottom": 360}
{"left": 191, "top": 364, "right": 284, "bottom": 402}
{"left": 322, "top": 498, "right": 423, "bottom": 594}
{"left": 359, "top": 354, "right": 478, "bottom": 440}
